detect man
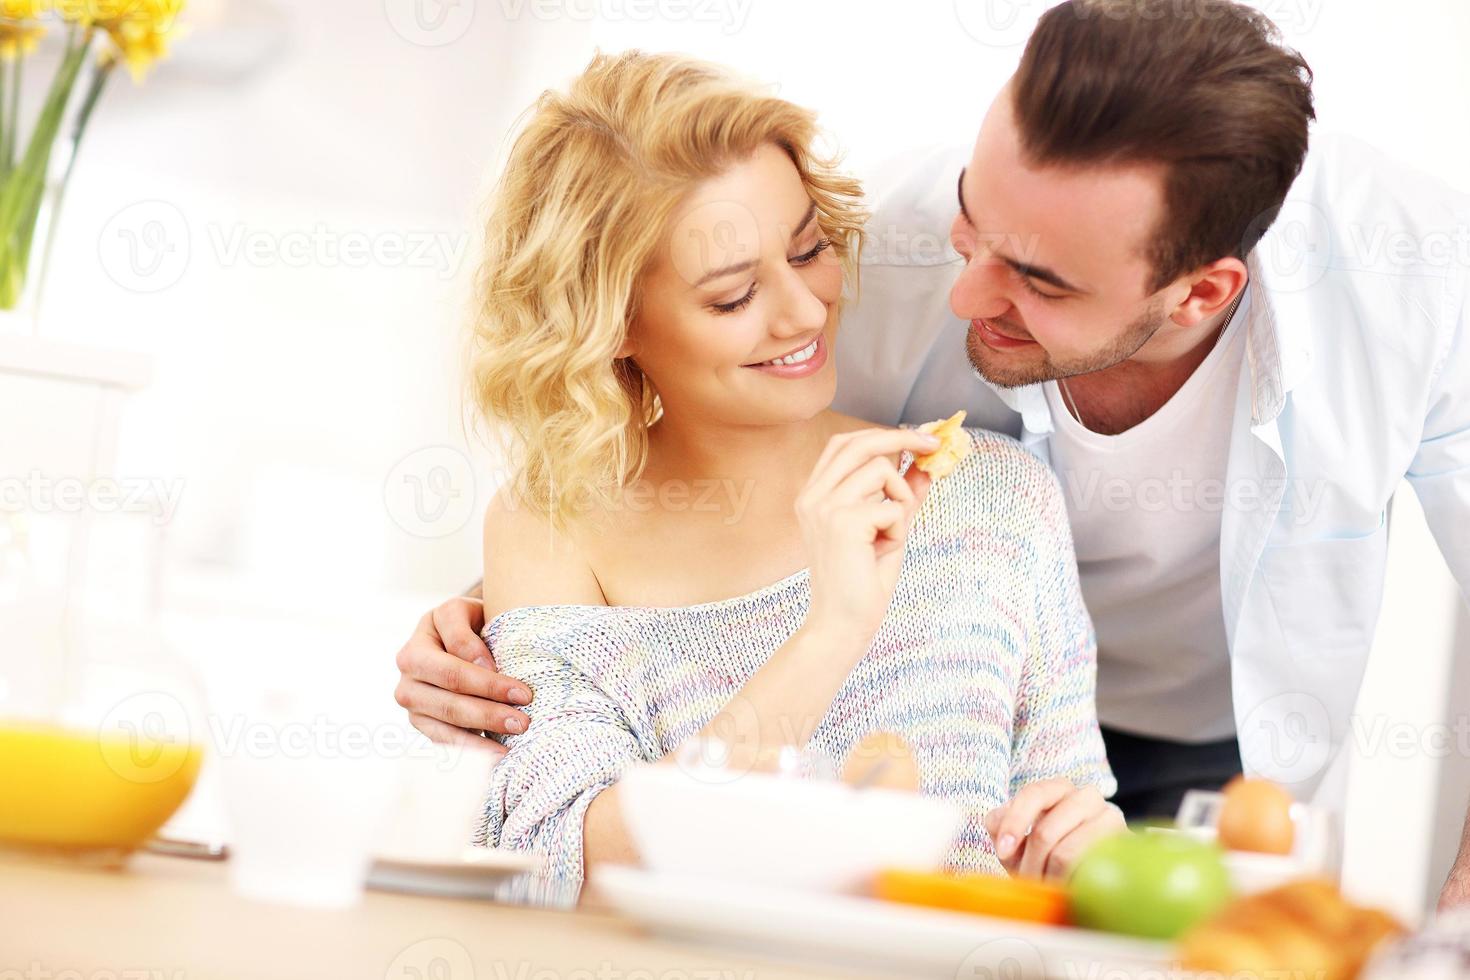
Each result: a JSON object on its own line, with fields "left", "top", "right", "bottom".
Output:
{"left": 394, "top": 0, "right": 1470, "bottom": 905}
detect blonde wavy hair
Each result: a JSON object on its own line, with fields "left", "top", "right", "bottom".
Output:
{"left": 467, "top": 50, "right": 867, "bottom": 529}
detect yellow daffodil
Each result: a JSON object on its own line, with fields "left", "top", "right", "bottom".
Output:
{"left": 53, "top": 0, "right": 184, "bottom": 81}
{"left": 53, "top": 0, "right": 135, "bottom": 23}
{"left": 0, "top": 0, "right": 48, "bottom": 60}
{"left": 106, "top": 18, "right": 177, "bottom": 79}
{"left": 0, "top": 0, "right": 48, "bottom": 19}
{"left": 0, "top": 21, "right": 45, "bottom": 58}
{"left": 0, "top": 0, "right": 185, "bottom": 310}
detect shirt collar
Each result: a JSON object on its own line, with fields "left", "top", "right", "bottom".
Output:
{"left": 1245, "top": 246, "right": 1316, "bottom": 426}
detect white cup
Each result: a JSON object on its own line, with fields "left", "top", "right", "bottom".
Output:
{"left": 376, "top": 740, "right": 500, "bottom": 863}
{"left": 207, "top": 667, "right": 402, "bottom": 909}
{"left": 223, "top": 748, "right": 398, "bottom": 908}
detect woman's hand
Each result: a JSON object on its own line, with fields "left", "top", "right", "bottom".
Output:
{"left": 796, "top": 427, "right": 939, "bottom": 648}
{"left": 985, "top": 779, "right": 1127, "bottom": 881}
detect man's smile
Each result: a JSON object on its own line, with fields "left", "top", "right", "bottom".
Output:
{"left": 971, "top": 317, "right": 1039, "bottom": 350}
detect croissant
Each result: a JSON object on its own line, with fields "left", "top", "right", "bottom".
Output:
{"left": 913, "top": 410, "right": 971, "bottom": 479}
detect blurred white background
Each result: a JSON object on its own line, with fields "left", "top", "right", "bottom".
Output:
{"left": 4, "top": 0, "right": 1468, "bottom": 914}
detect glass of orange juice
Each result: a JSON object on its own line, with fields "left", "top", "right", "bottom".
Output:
{"left": 0, "top": 503, "right": 204, "bottom": 863}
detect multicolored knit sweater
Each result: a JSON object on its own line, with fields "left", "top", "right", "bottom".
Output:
{"left": 472, "top": 429, "right": 1114, "bottom": 902}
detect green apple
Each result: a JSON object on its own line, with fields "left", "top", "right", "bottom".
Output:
{"left": 1068, "top": 831, "right": 1232, "bottom": 940}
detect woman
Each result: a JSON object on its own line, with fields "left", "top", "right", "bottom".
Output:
{"left": 466, "top": 50, "right": 1120, "bottom": 902}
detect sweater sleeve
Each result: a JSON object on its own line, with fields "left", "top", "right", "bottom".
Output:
{"left": 472, "top": 610, "right": 653, "bottom": 902}
{"left": 1008, "top": 464, "right": 1117, "bottom": 800}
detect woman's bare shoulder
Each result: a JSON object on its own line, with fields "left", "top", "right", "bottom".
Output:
{"left": 481, "top": 487, "right": 608, "bottom": 622}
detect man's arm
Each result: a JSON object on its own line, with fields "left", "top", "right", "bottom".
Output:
{"left": 1405, "top": 290, "right": 1470, "bottom": 910}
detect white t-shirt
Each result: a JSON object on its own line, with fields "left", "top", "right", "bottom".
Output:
{"left": 1041, "top": 287, "right": 1252, "bottom": 743}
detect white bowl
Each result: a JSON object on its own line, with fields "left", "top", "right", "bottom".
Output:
{"left": 617, "top": 762, "right": 964, "bottom": 894}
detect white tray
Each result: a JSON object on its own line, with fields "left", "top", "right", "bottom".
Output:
{"left": 592, "top": 865, "right": 1177, "bottom": 979}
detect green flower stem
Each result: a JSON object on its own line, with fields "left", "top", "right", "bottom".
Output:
{"left": 0, "top": 23, "right": 96, "bottom": 311}
{"left": 5, "top": 55, "right": 21, "bottom": 174}
{"left": 30, "top": 52, "right": 116, "bottom": 320}
{"left": 0, "top": 56, "right": 10, "bottom": 181}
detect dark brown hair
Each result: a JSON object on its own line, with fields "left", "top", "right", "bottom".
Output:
{"left": 1012, "top": 0, "right": 1315, "bottom": 292}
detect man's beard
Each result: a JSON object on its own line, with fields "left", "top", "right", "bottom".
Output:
{"left": 965, "top": 300, "right": 1167, "bottom": 389}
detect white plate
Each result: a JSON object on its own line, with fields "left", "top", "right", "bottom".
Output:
{"left": 368, "top": 847, "right": 543, "bottom": 899}
{"left": 592, "top": 866, "right": 1176, "bottom": 980}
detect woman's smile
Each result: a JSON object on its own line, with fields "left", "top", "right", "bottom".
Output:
{"left": 741, "top": 333, "right": 829, "bottom": 378}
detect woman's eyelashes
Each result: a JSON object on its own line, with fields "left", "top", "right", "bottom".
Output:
{"left": 712, "top": 283, "right": 758, "bottom": 314}
{"left": 707, "top": 238, "right": 832, "bottom": 315}
{"left": 791, "top": 237, "right": 831, "bottom": 266}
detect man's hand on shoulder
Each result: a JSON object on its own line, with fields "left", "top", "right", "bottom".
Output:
{"left": 392, "top": 593, "right": 533, "bottom": 752}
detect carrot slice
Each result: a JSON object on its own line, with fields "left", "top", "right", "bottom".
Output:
{"left": 874, "top": 868, "right": 1069, "bottom": 925}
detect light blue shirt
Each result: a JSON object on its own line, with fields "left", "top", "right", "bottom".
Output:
{"left": 834, "top": 134, "right": 1470, "bottom": 798}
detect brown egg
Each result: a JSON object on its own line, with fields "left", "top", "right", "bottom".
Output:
{"left": 841, "top": 731, "right": 920, "bottom": 792}
{"left": 1217, "top": 776, "right": 1296, "bottom": 855}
